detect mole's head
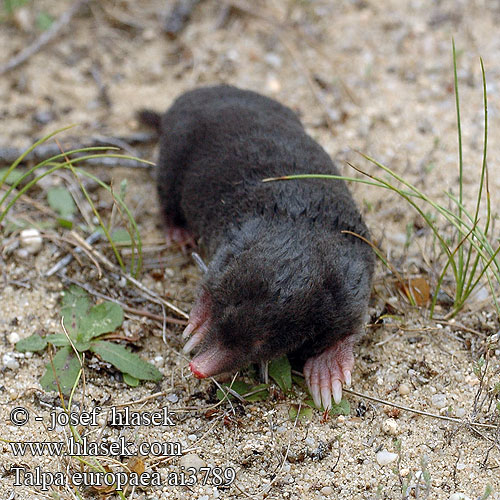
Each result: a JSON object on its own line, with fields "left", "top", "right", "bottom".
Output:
{"left": 184, "top": 253, "right": 290, "bottom": 378}
{"left": 183, "top": 231, "right": 373, "bottom": 379}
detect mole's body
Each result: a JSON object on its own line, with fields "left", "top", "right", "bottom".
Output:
{"left": 143, "top": 85, "right": 374, "bottom": 409}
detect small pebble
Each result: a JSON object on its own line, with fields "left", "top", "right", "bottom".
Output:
{"left": 13, "top": 7, "right": 32, "bottom": 31}
{"left": 398, "top": 383, "right": 410, "bottom": 396}
{"left": 16, "top": 248, "right": 30, "bottom": 259}
{"left": 33, "top": 110, "right": 55, "bottom": 125}
{"left": 153, "top": 355, "right": 164, "bottom": 367}
{"left": 2, "top": 353, "right": 20, "bottom": 370}
{"left": 166, "top": 393, "right": 179, "bottom": 403}
{"left": 7, "top": 332, "right": 21, "bottom": 345}
{"left": 431, "top": 393, "right": 447, "bottom": 409}
{"left": 400, "top": 468, "right": 410, "bottom": 477}
{"left": 180, "top": 453, "right": 206, "bottom": 470}
{"left": 266, "top": 76, "right": 281, "bottom": 93}
{"left": 143, "top": 28, "right": 156, "bottom": 41}
{"left": 304, "top": 437, "right": 316, "bottom": 447}
{"left": 264, "top": 53, "right": 282, "bottom": 68}
{"left": 20, "top": 228, "right": 43, "bottom": 254}
{"left": 376, "top": 450, "right": 398, "bottom": 466}
{"left": 382, "top": 418, "right": 400, "bottom": 435}
{"left": 449, "top": 494, "right": 471, "bottom": 500}
{"left": 187, "top": 434, "right": 197, "bottom": 442}
{"left": 320, "top": 486, "right": 334, "bottom": 495}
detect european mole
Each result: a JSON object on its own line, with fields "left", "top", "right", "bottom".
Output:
{"left": 140, "top": 85, "right": 375, "bottom": 410}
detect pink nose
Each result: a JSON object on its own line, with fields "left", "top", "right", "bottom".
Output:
{"left": 189, "top": 361, "right": 208, "bottom": 379}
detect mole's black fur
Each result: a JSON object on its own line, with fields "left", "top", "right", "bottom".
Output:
{"left": 141, "top": 85, "right": 374, "bottom": 404}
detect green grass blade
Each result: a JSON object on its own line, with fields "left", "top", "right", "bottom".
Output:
{"left": 452, "top": 39, "right": 465, "bottom": 296}
{"left": 0, "top": 125, "right": 76, "bottom": 189}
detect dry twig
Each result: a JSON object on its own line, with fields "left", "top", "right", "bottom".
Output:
{"left": 0, "top": 0, "right": 89, "bottom": 76}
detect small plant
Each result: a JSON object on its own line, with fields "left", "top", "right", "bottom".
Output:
{"left": 264, "top": 43, "right": 500, "bottom": 319}
{"left": 16, "top": 285, "right": 162, "bottom": 394}
{"left": 0, "top": 126, "right": 148, "bottom": 275}
{"left": 2, "top": 0, "right": 29, "bottom": 17}
{"left": 215, "top": 354, "right": 350, "bottom": 417}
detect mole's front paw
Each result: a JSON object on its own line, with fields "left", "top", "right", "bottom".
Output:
{"left": 303, "top": 336, "right": 355, "bottom": 411}
{"left": 165, "top": 226, "right": 196, "bottom": 253}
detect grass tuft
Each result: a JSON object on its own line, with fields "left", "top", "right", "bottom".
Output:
{"left": 0, "top": 126, "right": 152, "bottom": 276}
{"left": 264, "top": 44, "right": 499, "bottom": 319}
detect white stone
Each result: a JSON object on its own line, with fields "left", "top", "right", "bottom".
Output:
{"left": 2, "top": 352, "right": 20, "bottom": 370}
{"left": 382, "top": 419, "right": 400, "bottom": 435}
{"left": 304, "top": 437, "right": 315, "bottom": 447}
{"left": 180, "top": 453, "right": 206, "bottom": 470}
{"left": 20, "top": 228, "right": 43, "bottom": 254}
{"left": 449, "top": 494, "right": 472, "bottom": 500}
{"left": 16, "top": 248, "right": 29, "bottom": 259}
{"left": 376, "top": 450, "right": 398, "bottom": 466}
{"left": 398, "top": 383, "right": 411, "bottom": 395}
{"left": 187, "top": 434, "right": 197, "bottom": 442}
{"left": 266, "top": 76, "right": 281, "bottom": 93}
{"left": 264, "top": 53, "right": 282, "bottom": 68}
{"left": 7, "top": 332, "right": 21, "bottom": 344}
{"left": 320, "top": 486, "right": 334, "bottom": 495}
{"left": 431, "top": 393, "right": 447, "bottom": 409}
{"left": 166, "top": 393, "right": 179, "bottom": 403}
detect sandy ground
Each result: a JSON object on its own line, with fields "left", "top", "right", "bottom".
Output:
{"left": 1, "top": 0, "right": 500, "bottom": 499}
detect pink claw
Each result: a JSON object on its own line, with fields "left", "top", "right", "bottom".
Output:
{"left": 304, "top": 336, "right": 356, "bottom": 410}
{"left": 182, "top": 289, "right": 212, "bottom": 354}
{"left": 165, "top": 226, "right": 196, "bottom": 253}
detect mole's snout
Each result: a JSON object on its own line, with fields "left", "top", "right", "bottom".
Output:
{"left": 189, "top": 344, "right": 234, "bottom": 379}
{"left": 189, "top": 361, "right": 208, "bottom": 379}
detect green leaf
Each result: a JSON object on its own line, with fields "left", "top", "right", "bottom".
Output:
{"left": 289, "top": 404, "right": 313, "bottom": 421}
{"left": 40, "top": 347, "right": 81, "bottom": 395}
{"left": 305, "top": 398, "right": 351, "bottom": 415}
{"left": 119, "top": 178, "right": 128, "bottom": 199}
{"left": 4, "top": 0, "right": 29, "bottom": 15}
{"left": 45, "top": 334, "right": 71, "bottom": 347}
{"left": 80, "top": 302, "right": 123, "bottom": 341}
{"left": 90, "top": 341, "right": 162, "bottom": 382}
{"left": 36, "top": 11, "right": 53, "bottom": 31}
{"left": 330, "top": 399, "right": 350, "bottom": 416}
{"left": 61, "top": 285, "right": 90, "bottom": 336}
{"left": 57, "top": 218, "right": 73, "bottom": 229}
{"left": 73, "top": 336, "right": 91, "bottom": 352}
{"left": 123, "top": 373, "right": 139, "bottom": 387}
{"left": 245, "top": 383, "right": 269, "bottom": 402}
{"left": 47, "top": 186, "right": 76, "bottom": 219}
{"left": 0, "top": 167, "right": 24, "bottom": 185}
{"left": 111, "top": 228, "right": 132, "bottom": 245}
{"left": 269, "top": 356, "right": 292, "bottom": 392}
{"left": 16, "top": 334, "right": 47, "bottom": 353}
{"left": 216, "top": 381, "right": 251, "bottom": 401}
